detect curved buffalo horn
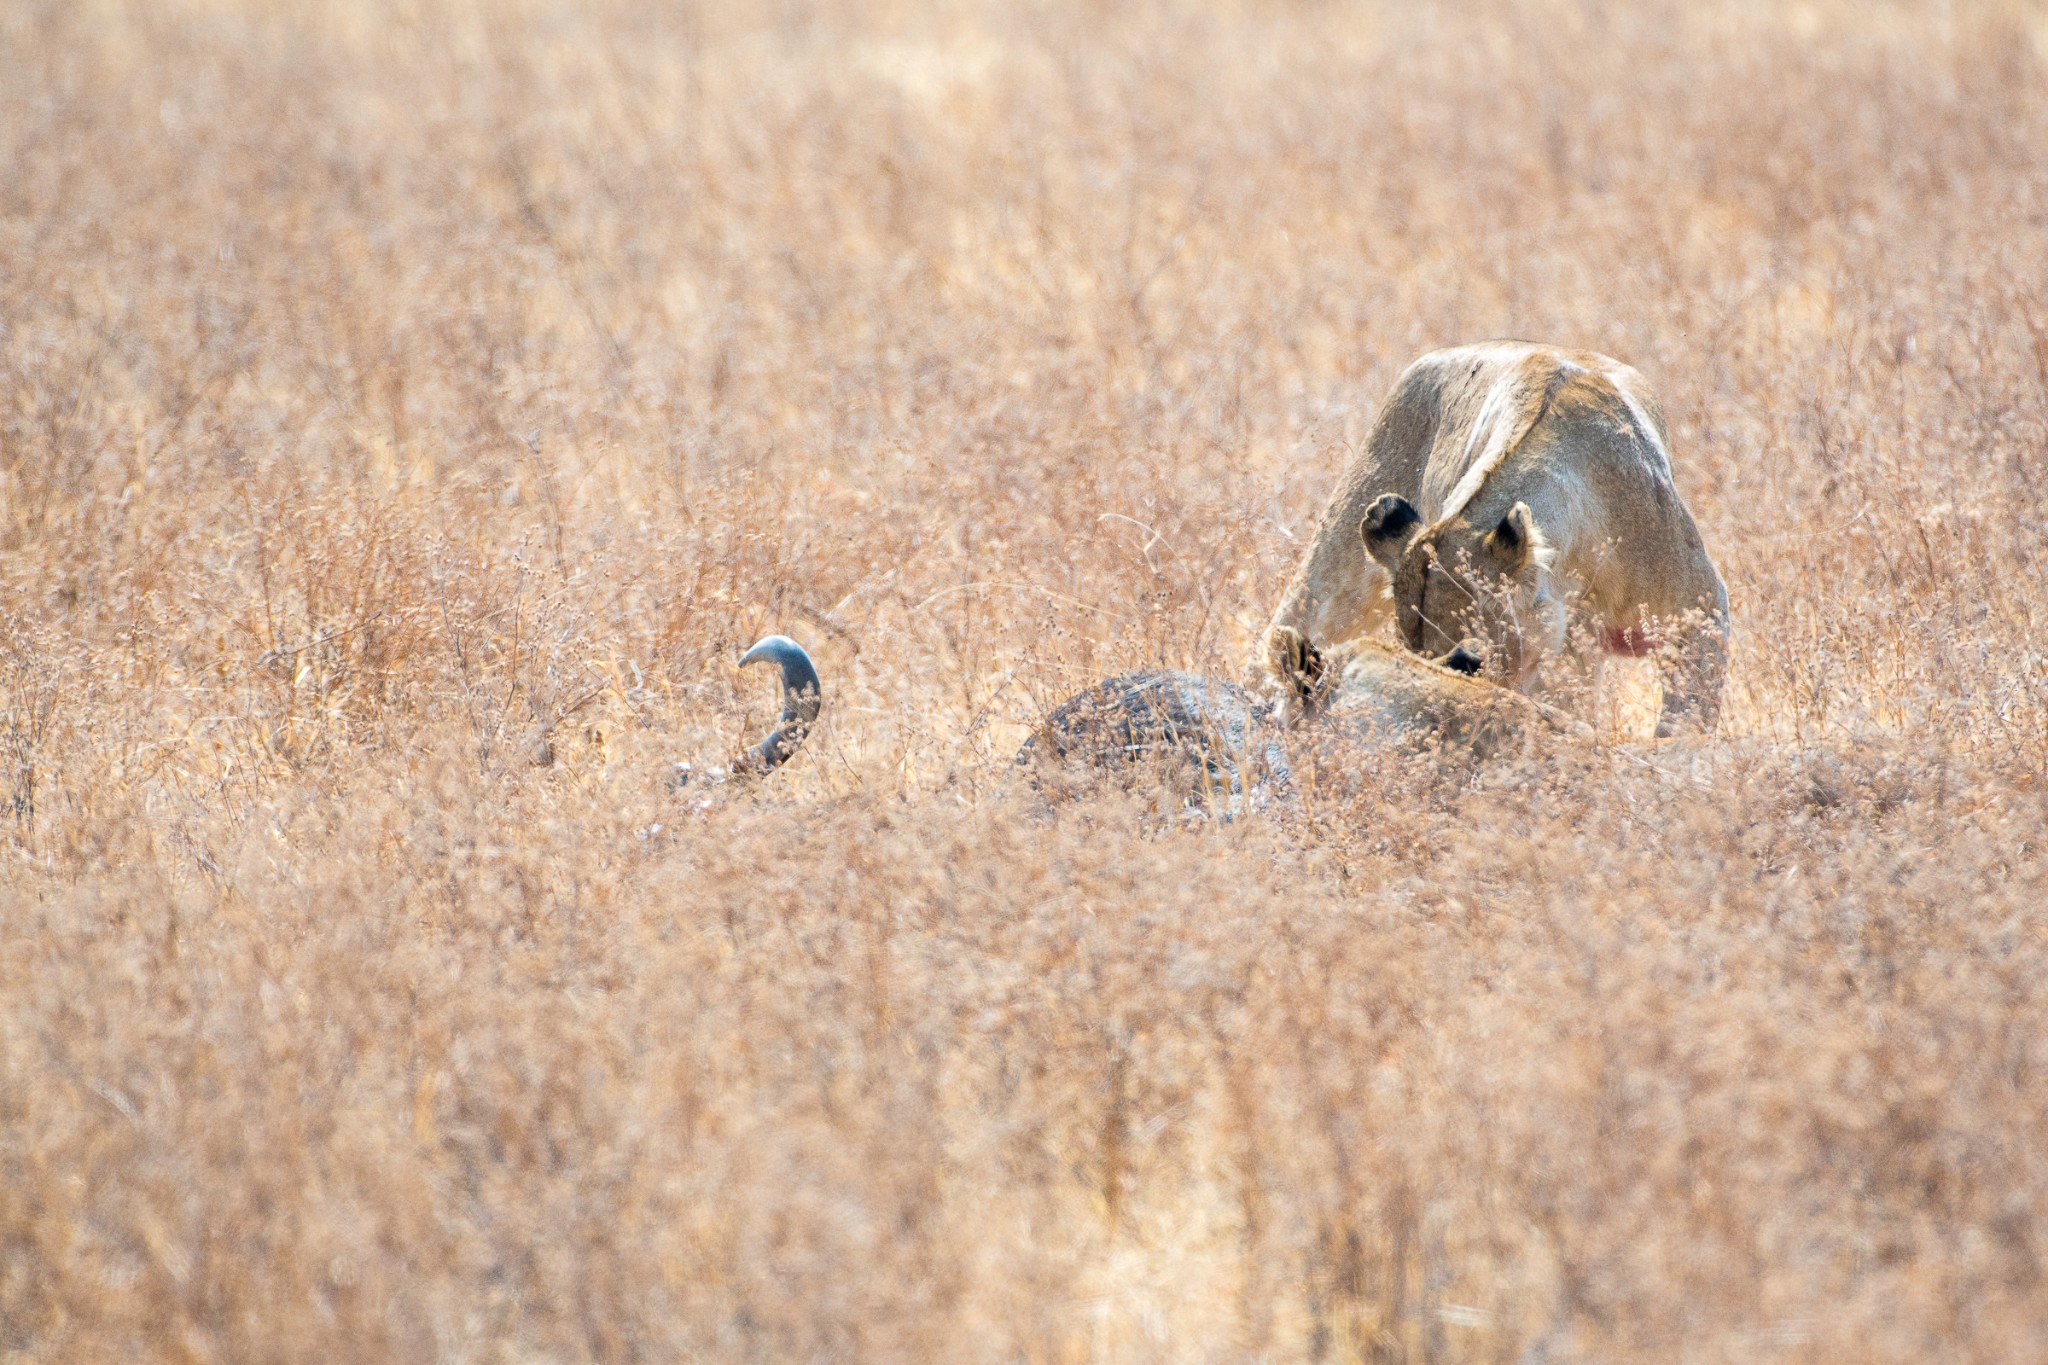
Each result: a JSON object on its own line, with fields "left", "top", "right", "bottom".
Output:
{"left": 736, "top": 634, "right": 822, "bottom": 773}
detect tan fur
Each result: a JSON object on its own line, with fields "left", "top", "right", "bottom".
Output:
{"left": 1291, "top": 631, "right": 1570, "bottom": 761}
{"left": 1261, "top": 341, "right": 1729, "bottom": 735}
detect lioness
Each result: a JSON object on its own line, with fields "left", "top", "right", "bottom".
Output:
{"left": 1262, "top": 342, "right": 1729, "bottom": 735}
{"left": 1021, "top": 640, "right": 1560, "bottom": 813}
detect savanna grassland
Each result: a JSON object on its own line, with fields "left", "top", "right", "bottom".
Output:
{"left": 5, "top": 1, "right": 2048, "bottom": 1360}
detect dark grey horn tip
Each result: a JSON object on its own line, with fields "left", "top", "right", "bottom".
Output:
{"left": 736, "top": 634, "right": 822, "bottom": 774}
{"left": 738, "top": 634, "right": 811, "bottom": 672}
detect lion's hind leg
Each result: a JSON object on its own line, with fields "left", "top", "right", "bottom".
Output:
{"left": 1653, "top": 607, "right": 1729, "bottom": 737}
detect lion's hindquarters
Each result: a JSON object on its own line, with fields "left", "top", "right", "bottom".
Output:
{"left": 1575, "top": 495, "right": 1729, "bottom": 735}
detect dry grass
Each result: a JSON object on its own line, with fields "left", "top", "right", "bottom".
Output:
{"left": 3, "top": 0, "right": 2048, "bottom": 1359}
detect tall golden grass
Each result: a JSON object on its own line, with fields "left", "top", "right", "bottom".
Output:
{"left": 3, "top": 0, "right": 2047, "bottom": 1358}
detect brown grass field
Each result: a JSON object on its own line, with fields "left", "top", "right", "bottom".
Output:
{"left": 4, "top": 0, "right": 2048, "bottom": 1359}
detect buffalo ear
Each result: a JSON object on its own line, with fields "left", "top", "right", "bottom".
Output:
{"left": 1443, "top": 645, "right": 1483, "bottom": 676}
{"left": 1360, "top": 494, "right": 1422, "bottom": 571}
{"left": 1481, "top": 502, "right": 1541, "bottom": 574}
